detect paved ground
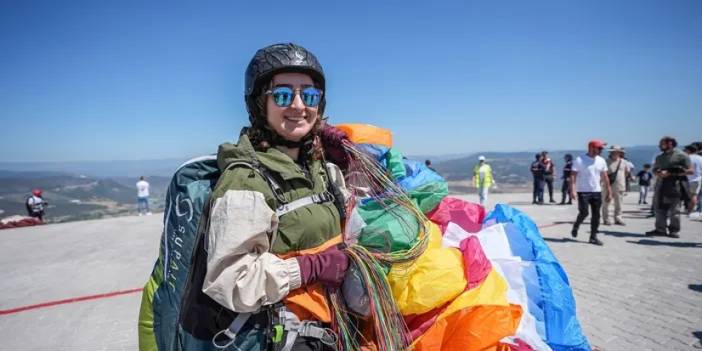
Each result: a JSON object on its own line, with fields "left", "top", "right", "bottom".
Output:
{"left": 1, "top": 192, "right": 700, "bottom": 350}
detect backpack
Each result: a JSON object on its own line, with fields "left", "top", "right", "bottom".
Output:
{"left": 138, "top": 155, "right": 221, "bottom": 351}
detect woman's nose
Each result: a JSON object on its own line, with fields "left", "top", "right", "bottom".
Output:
{"left": 290, "top": 91, "right": 306, "bottom": 111}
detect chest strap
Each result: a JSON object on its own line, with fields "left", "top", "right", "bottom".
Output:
{"left": 275, "top": 191, "right": 334, "bottom": 217}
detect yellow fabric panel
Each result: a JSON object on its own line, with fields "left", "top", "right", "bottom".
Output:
{"left": 438, "top": 269, "right": 510, "bottom": 320}
{"left": 387, "top": 222, "right": 467, "bottom": 315}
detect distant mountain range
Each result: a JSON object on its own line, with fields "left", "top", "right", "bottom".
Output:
{"left": 0, "top": 170, "right": 169, "bottom": 223}
{"left": 0, "top": 145, "right": 661, "bottom": 222}
{"left": 410, "top": 145, "right": 660, "bottom": 191}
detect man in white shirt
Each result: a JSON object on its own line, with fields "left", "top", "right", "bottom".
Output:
{"left": 136, "top": 176, "right": 151, "bottom": 216}
{"left": 569, "top": 140, "right": 612, "bottom": 246}
{"left": 684, "top": 144, "right": 702, "bottom": 218}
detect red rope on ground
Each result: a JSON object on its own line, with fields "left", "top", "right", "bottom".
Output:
{"left": 0, "top": 287, "right": 143, "bottom": 316}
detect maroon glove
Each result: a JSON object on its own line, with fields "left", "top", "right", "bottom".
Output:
{"left": 296, "top": 246, "right": 349, "bottom": 287}
{"left": 321, "top": 123, "right": 350, "bottom": 170}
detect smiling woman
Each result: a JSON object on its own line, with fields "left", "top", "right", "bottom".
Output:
{"left": 139, "top": 43, "right": 352, "bottom": 351}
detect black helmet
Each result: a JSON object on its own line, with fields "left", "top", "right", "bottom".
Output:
{"left": 244, "top": 43, "right": 326, "bottom": 126}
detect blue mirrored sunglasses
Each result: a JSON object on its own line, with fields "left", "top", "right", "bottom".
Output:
{"left": 266, "top": 86, "right": 323, "bottom": 108}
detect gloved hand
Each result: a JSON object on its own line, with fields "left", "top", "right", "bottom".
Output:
{"left": 296, "top": 245, "right": 349, "bottom": 287}
{"left": 320, "top": 122, "right": 350, "bottom": 170}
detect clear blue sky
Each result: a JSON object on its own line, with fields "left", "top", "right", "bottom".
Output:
{"left": 1, "top": 0, "right": 700, "bottom": 162}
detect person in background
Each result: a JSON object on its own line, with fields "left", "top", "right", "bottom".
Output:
{"left": 542, "top": 151, "right": 557, "bottom": 203}
{"left": 646, "top": 136, "right": 692, "bottom": 238}
{"left": 570, "top": 140, "right": 611, "bottom": 246}
{"left": 26, "top": 188, "right": 48, "bottom": 222}
{"left": 425, "top": 159, "right": 436, "bottom": 172}
{"left": 136, "top": 176, "right": 151, "bottom": 216}
{"left": 602, "top": 145, "right": 630, "bottom": 226}
{"left": 472, "top": 155, "right": 494, "bottom": 206}
{"left": 684, "top": 144, "right": 702, "bottom": 218}
{"left": 636, "top": 164, "right": 653, "bottom": 205}
{"left": 624, "top": 157, "right": 635, "bottom": 192}
{"left": 530, "top": 153, "right": 546, "bottom": 204}
{"left": 560, "top": 154, "right": 574, "bottom": 205}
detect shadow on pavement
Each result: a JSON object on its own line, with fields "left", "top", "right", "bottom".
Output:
{"left": 689, "top": 284, "right": 702, "bottom": 293}
{"left": 692, "top": 331, "right": 702, "bottom": 349}
{"left": 543, "top": 237, "right": 590, "bottom": 244}
{"left": 626, "top": 239, "right": 702, "bottom": 248}
{"left": 599, "top": 230, "right": 644, "bottom": 238}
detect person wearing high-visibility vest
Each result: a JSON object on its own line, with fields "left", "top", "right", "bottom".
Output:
{"left": 472, "top": 155, "right": 495, "bottom": 206}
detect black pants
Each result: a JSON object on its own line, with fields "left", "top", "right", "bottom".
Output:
{"left": 545, "top": 176, "right": 554, "bottom": 201}
{"left": 533, "top": 177, "right": 545, "bottom": 203}
{"left": 572, "top": 192, "right": 602, "bottom": 238}
{"left": 561, "top": 179, "right": 572, "bottom": 203}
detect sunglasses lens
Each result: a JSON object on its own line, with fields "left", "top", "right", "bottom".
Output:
{"left": 271, "top": 87, "right": 294, "bottom": 107}
{"left": 301, "top": 87, "right": 321, "bottom": 107}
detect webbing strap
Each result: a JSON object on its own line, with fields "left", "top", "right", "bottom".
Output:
{"left": 275, "top": 192, "right": 334, "bottom": 217}
{"left": 211, "top": 312, "right": 252, "bottom": 349}
{"left": 279, "top": 310, "right": 337, "bottom": 351}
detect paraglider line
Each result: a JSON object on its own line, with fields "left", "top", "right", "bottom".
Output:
{"left": 0, "top": 287, "right": 143, "bottom": 316}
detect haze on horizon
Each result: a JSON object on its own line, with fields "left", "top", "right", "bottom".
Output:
{"left": 1, "top": 1, "right": 700, "bottom": 162}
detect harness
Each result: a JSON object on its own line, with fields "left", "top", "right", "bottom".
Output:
{"left": 210, "top": 157, "right": 345, "bottom": 350}
{"left": 212, "top": 306, "right": 337, "bottom": 350}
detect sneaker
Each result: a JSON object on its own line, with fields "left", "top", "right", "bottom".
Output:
{"left": 550, "top": 199, "right": 556, "bottom": 203}
{"left": 643, "top": 201, "right": 648, "bottom": 205}
{"left": 603, "top": 220, "right": 612, "bottom": 226}
{"left": 571, "top": 228, "right": 578, "bottom": 238}
{"left": 645, "top": 230, "right": 665, "bottom": 237}
{"left": 615, "top": 220, "right": 626, "bottom": 226}
{"left": 668, "top": 232, "right": 680, "bottom": 238}
{"left": 689, "top": 212, "right": 701, "bottom": 219}
{"left": 589, "top": 237, "right": 603, "bottom": 246}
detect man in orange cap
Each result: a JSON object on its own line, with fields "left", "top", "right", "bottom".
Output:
{"left": 569, "top": 140, "right": 612, "bottom": 245}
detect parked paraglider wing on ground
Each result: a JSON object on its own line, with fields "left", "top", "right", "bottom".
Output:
{"left": 138, "top": 123, "right": 590, "bottom": 351}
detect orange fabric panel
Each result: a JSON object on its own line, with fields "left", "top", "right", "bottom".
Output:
{"left": 276, "top": 235, "right": 342, "bottom": 323}
{"left": 284, "top": 283, "right": 332, "bottom": 323}
{"left": 412, "top": 304, "right": 523, "bottom": 351}
{"left": 277, "top": 235, "right": 343, "bottom": 260}
{"left": 336, "top": 124, "right": 393, "bottom": 148}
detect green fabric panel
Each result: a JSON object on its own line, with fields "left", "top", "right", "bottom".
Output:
{"left": 138, "top": 276, "right": 159, "bottom": 351}
{"left": 385, "top": 148, "right": 407, "bottom": 181}
{"left": 410, "top": 180, "right": 449, "bottom": 214}
{"left": 357, "top": 200, "right": 420, "bottom": 252}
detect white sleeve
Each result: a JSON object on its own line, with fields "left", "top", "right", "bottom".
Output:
{"left": 571, "top": 157, "right": 581, "bottom": 172}
{"left": 202, "top": 189, "right": 302, "bottom": 313}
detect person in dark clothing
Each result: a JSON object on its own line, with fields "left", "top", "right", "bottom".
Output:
{"left": 531, "top": 153, "right": 546, "bottom": 204}
{"left": 645, "top": 136, "right": 693, "bottom": 238}
{"left": 425, "top": 159, "right": 436, "bottom": 172}
{"left": 560, "top": 154, "right": 573, "bottom": 205}
{"left": 542, "top": 151, "right": 556, "bottom": 203}
{"left": 636, "top": 164, "right": 653, "bottom": 205}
